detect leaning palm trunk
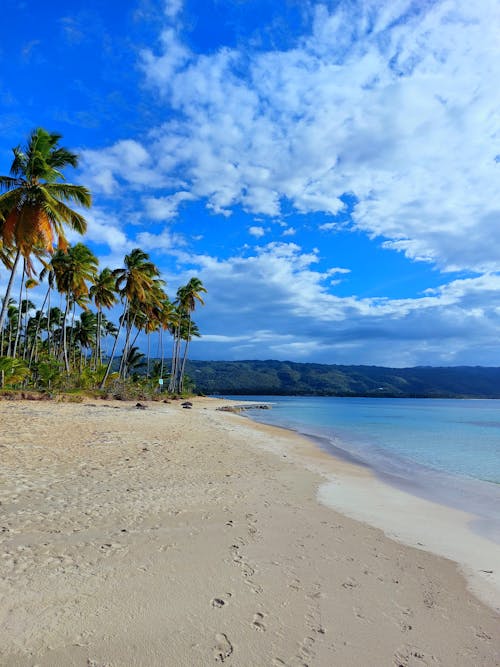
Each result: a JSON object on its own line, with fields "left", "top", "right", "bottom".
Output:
{"left": 95, "top": 307, "right": 102, "bottom": 371}
{"left": 29, "top": 285, "right": 50, "bottom": 367}
{"left": 46, "top": 289, "right": 52, "bottom": 357}
{"left": 159, "top": 329, "right": 165, "bottom": 379}
{"left": 12, "top": 261, "right": 26, "bottom": 358}
{"left": 168, "top": 325, "right": 180, "bottom": 393}
{"left": 179, "top": 318, "right": 194, "bottom": 394}
{"left": 118, "top": 321, "right": 132, "bottom": 379}
{"left": 146, "top": 333, "right": 151, "bottom": 378}
{"left": 100, "top": 306, "right": 127, "bottom": 389}
{"left": 0, "top": 250, "right": 21, "bottom": 334}
{"left": 67, "top": 300, "right": 78, "bottom": 372}
{"left": 61, "top": 297, "right": 71, "bottom": 375}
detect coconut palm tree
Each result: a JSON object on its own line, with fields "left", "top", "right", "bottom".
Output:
{"left": 169, "top": 277, "right": 206, "bottom": 393}
{"left": 74, "top": 310, "right": 98, "bottom": 371}
{"left": 89, "top": 267, "right": 118, "bottom": 369}
{"left": 0, "top": 128, "right": 91, "bottom": 332}
{"left": 100, "top": 249, "right": 160, "bottom": 388}
{"left": 51, "top": 243, "right": 98, "bottom": 373}
{"left": 28, "top": 261, "right": 56, "bottom": 366}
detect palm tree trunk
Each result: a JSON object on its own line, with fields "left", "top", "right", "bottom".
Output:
{"left": 12, "top": 260, "right": 26, "bottom": 358}
{"left": 147, "top": 334, "right": 151, "bottom": 378}
{"left": 0, "top": 249, "right": 21, "bottom": 334}
{"left": 95, "top": 307, "right": 102, "bottom": 370}
{"left": 179, "top": 316, "right": 192, "bottom": 393}
{"left": 46, "top": 289, "right": 52, "bottom": 357}
{"left": 29, "top": 286, "right": 51, "bottom": 368}
{"left": 62, "top": 297, "right": 71, "bottom": 375}
{"left": 119, "top": 312, "right": 137, "bottom": 379}
{"left": 169, "top": 324, "right": 183, "bottom": 394}
{"left": 100, "top": 307, "right": 126, "bottom": 389}
{"left": 168, "top": 328, "right": 177, "bottom": 392}
{"left": 168, "top": 327, "right": 179, "bottom": 393}
{"left": 159, "top": 329, "right": 164, "bottom": 379}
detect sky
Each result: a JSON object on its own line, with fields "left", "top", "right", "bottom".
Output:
{"left": 1, "top": 0, "right": 500, "bottom": 367}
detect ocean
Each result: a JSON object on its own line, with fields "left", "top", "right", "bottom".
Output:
{"left": 225, "top": 396, "right": 500, "bottom": 542}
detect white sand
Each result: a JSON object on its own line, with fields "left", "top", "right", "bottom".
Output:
{"left": 0, "top": 397, "right": 499, "bottom": 666}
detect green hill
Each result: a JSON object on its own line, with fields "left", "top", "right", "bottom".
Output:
{"left": 179, "top": 360, "right": 500, "bottom": 398}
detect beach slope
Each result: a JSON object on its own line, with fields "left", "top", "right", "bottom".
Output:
{"left": 0, "top": 398, "right": 498, "bottom": 666}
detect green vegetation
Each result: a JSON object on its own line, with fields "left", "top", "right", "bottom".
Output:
{"left": 182, "top": 359, "right": 500, "bottom": 398}
{"left": 0, "top": 128, "right": 205, "bottom": 397}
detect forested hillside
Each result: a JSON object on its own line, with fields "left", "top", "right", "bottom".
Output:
{"left": 182, "top": 360, "right": 500, "bottom": 398}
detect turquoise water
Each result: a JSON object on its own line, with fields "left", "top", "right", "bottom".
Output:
{"left": 224, "top": 396, "right": 500, "bottom": 540}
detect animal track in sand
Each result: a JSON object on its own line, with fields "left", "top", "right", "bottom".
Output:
{"left": 252, "top": 611, "right": 266, "bottom": 631}
{"left": 211, "top": 597, "right": 227, "bottom": 608}
{"left": 393, "top": 644, "right": 441, "bottom": 666}
{"left": 214, "top": 633, "right": 233, "bottom": 662}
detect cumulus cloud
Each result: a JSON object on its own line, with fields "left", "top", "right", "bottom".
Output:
{"left": 143, "top": 191, "right": 195, "bottom": 220}
{"left": 164, "top": 0, "right": 183, "bottom": 19}
{"left": 73, "top": 1, "right": 500, "bottom": 366}
{"left": 131, "top": 0, "right": 500, "bottom": 272}
{"left": 80, "top": 139, "right": 166, "bottom": 194}
{"left": 248, "top": 226, "right": 266, "bottom": 238}
{"left": 178, "top": 242, "right": 500, "bottom": 366}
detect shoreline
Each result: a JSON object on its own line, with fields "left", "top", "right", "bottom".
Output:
{"left": 1, "top": 397, "right": 499, "bottom": 666}
{"left": 245, "top": 407, "right": 500, "bottom": 532}
{"left": 239, "top": 406, "right": 500, "bottom": 613}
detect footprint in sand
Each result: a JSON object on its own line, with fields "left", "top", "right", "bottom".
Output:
{"left": 252, "top": 611, "right": 266, "bottom": 631}
{"left": 211, "top": 597, "right": 226, "bottom": 608}
{"left": 214, "top": 633, "right": 233, "bottom": 662}
{"left": 394, "top": 645, "right": 441, "bottom": 666}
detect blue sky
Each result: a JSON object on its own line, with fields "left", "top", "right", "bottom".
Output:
{"left": 1, "top": 0, "right": 500, "bottom": 366}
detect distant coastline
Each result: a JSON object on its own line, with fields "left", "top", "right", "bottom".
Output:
{"left": 179, "top": 359, "right": 500, "bottom": 398}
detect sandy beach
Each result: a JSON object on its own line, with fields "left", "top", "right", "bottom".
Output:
{"left": 0, "top": 397, "right": 499, "bottom": 666}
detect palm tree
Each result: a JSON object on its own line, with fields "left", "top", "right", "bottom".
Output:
{"left": 169, "top": 277, "right": 206, "bottom": 393}
{"left": 0, "top": 128, "right": 91, "bottom": 332}
{"left": 152, "top": 295, "right": 174, "bottom": 379}
{"left": 89, "top": 268, "right": 118, "bottom": 369}
{"left": 51, "top": 243, "right": 98, "bottom": 373}
{"left": 74, "top": 310, "right": 98, "bottom": 371}
{"left": 28, "top": 261, "right": 56, "bottom": 366}
{"left": 100, "top": 249, "right": 160, "bottom": 388}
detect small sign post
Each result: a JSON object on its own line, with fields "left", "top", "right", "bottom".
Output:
{"left": 158, "top": 378, "right": 164, "bottom": 392}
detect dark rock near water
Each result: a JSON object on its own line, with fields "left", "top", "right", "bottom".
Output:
{"left": 217, "top": 404, "right": 271, "bottom": 413}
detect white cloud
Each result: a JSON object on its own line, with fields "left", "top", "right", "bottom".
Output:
{"left": 173, "top": 242, "right": 500, "bottom": 366}
{"left": 136, "top": 226, "right": 186, "bottom": 252}
{"left": 319, "top": 222, "right": 340, "bottom": 232}
{"left": 71, "top": 1, "right": 500, "bottom": 366}
{"left": 66, "top": 207, "right": 131, "bottom": 255}
{"left": 248, "top": 226, "right": 266, "bottom": 238}
{"left": 164, "top": 0, "right": 183, "bottom": 19}
{"left": 81, "top": 139, "right": 165, "bottom": 194}
{"left": 143, "top": 191, "right": 195, "bottom": 220}
{"left": 130, "top": 0, "right": 500, "bottom": 272}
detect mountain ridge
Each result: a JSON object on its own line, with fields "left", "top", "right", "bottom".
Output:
{"left": 181, "top": 359, "right": 500, "bottom": 398}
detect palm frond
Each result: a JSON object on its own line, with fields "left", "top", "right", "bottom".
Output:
{"left": 0, "top": 176, "right": 20, "bottom": 192}
{"left": 44, "top": 183, "right": 92, "bottom": 207}
{"left": 41, "top": 195, "right": 88, "bottom": 234}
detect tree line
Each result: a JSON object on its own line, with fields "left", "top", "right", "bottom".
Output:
{"left": 0, "top": 128, "right": 206, "bottom": 395}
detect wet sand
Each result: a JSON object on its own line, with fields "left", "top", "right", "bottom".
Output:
{"left": 0, "top": 397, "right": 499, "bottom": 666}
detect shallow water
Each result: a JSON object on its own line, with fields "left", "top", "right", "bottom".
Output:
{"left": 224, "top": 396, "right": 500, "bottom": 542}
